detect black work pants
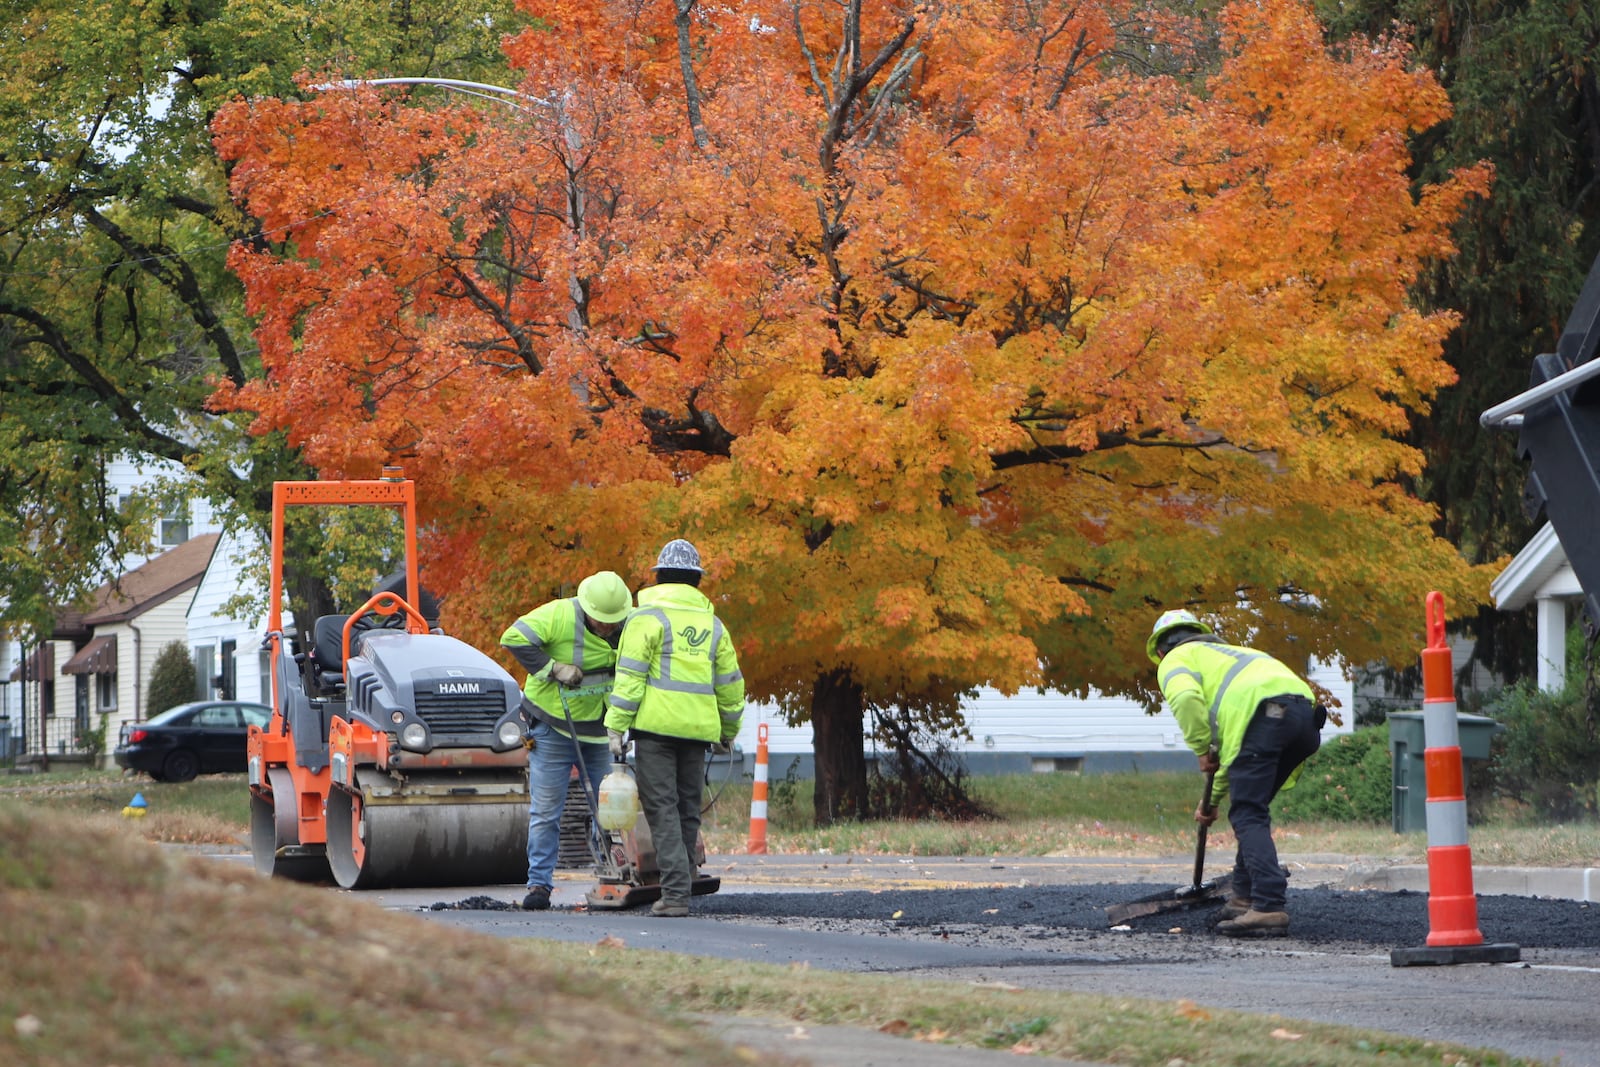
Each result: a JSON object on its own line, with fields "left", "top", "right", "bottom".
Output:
{"left": 633, "top": 733, "right": 707, "bottom": 906}
{"left": 1227, "top": 695, "right": 1321, "bottom": 911}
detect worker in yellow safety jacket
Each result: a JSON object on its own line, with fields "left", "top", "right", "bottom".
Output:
{"left": 605, "top": 539, "right": 745, "bottom": 917}
{"left": 1148, "top": 609, "right": 1324, "bottom": 939}
{"left": 501, "top": 571, "right": 633, "bottom": 912}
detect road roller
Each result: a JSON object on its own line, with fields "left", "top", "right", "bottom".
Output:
{"left": 247, "top": 468, "right": 530, "bottom": 889}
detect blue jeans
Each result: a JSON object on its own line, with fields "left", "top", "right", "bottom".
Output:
{"left": 1226, "top": 695, "right": 1321, "bottom": 911}
{"left": 526, "top": 721, "right": 613, "bottom": 891}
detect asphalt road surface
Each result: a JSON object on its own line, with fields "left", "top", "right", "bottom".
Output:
{"left": 355, "top": 858, "right": 1600, "bottom": 1067}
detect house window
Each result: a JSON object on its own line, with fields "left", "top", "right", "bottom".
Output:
{"left": 160, "top": 505, "right": 190, "bottom": 546}
{"left": 97, "top": 672, "right": 117, "bottom": 711}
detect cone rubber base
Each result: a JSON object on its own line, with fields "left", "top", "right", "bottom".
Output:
{"left": 1391, "top": 942, "right": 1521, "bottom": 967}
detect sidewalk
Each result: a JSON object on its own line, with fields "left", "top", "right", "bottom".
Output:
{"left": 1341, "top": 859, "right": 1600, "bottom": 902}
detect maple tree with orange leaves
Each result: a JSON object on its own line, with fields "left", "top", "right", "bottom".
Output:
{"left": 213, "top": 0, "right": 1495, "bottom": 821}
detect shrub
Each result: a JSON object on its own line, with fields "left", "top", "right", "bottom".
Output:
{"left": 146, "top": 641, "right": 197, "bottom": 717}
{"left": 1473, "top": 679, "right": 1600, "bottom": 821}
{"left": 1273, "top": 725, "right": 1392, "bottom": 824}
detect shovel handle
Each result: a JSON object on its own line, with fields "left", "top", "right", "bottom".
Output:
{"left": 1194, "top": 766, "right": 1216, "bottom": 888}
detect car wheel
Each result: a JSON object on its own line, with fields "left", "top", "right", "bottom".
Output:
{"left": 147, "top": 770, "right": 168, "bottom": 783}
{"left": 163, "top": 749, "right": 200, "bottom": 783}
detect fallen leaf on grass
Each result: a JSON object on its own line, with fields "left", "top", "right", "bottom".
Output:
{"left": 1175, "top": 1000, "right": 1212, "bottom": 1021}
{"left": 592, "top": 935, "right": 626, "bottom": 951}
{"left": 1010, "top": 1042, "right": 1038, "bottom": 1054}
{"left": 879, "top": 1019, "right": 910, "bottom": 1035}
{"left": 1270, "top": 1028, "right": 1304, "bottom": 1041}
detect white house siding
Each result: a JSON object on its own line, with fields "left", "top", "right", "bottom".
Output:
{"left": 732, "top": 658, "right": 1354, "bottom": 779}
{"left": 105, "top": 455, "right": 225, "bottom": 574}
{"left": 113, "top": 595, "right": 194, "bottom": 733}
{"left": 187, "top": 529, "right": 276, "bottom": 707}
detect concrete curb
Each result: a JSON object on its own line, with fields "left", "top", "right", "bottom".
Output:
{"left": 1342, "top": 863, "right": 1600, "bottom": 902}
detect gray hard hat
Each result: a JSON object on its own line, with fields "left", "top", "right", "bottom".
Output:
{"left": 652, "top": 538, "right": 703, "bottom": 573}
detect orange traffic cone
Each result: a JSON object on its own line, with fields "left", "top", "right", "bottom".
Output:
{"left": 1391, "top": 592, "right": 1520, "bottom": 967}
{"left": 746, "top": 723, "right": 769, "bottom": 855}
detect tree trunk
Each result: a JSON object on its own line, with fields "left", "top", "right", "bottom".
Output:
{"left": 810, "top": 667, "right": 868, "bottom": 825}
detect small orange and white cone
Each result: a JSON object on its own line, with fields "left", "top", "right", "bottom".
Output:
{"left": 746, "top": 723, "right": 769, "bottom": 855}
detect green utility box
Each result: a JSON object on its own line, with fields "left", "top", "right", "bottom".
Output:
{"left": 1387, "top": 711, "right": 1503, "bottom": 834}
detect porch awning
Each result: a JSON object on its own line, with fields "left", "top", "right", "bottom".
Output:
{"left": 61, "top": 635, "right": 118, "bottom": 676}
{"left": 7, "top": 644, "right": 55, "bottom": 682}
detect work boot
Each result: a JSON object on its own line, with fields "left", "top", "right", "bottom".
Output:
{"left": 1217, "top": 909, "right": 1289, "bottom": 938}
{"left": 1218, "top": 896, "right": 1252, "bottom": 920}
{"left": 521, "top": 886, "right": 552, "bottom": 912}
{"left": 650, "top": 897, "right": 689, "bottom": 918}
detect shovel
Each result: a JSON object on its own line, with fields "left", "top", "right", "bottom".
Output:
{"left": 1104, "top": 762, "right": 1231, "bottom": 925}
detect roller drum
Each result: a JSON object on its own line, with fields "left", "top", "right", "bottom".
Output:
{"left": 250, "top": 768, "right": 331, "bottom": 883}
{"left": 326, "top": 773, "right": 528, "bottom": 889}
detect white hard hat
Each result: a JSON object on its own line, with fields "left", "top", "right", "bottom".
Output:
{"left": 1146, "top": 609, "right": 1213, "bottom": 664}
{"left": 652, "top": 538, "right": 703, "bottom": 573}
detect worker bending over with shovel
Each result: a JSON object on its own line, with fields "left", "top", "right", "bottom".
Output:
{"left": 606, "top": 539, "right": 745, "bottom": 917}
{"left": 501, "top": 571, "right": 634, "bottom": 912}
{"left": 1148, "top": 609, "right": 1324, "bottom": 938}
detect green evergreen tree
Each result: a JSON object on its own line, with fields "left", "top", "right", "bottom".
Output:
{"left": 1315, "top": 0, "right": 1600, "bottom": 677}
{"left": 146, "top": 641, "right": 198, "bottom": 718}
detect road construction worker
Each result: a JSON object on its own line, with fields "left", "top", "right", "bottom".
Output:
{"left": 1147, "top": 609, "right": 1323, "bottom": 938}
{"left": 501, "top": 571, "right": 634, "bottom": 911}
{"left": 605, "top": 539, "right": 745, "bottom": 917}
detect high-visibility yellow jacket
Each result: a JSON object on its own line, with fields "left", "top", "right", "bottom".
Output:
{"left": 604, "top": 583, "right": 744, "bottom": 744}
{"left": 500, "top": 597, "right": 619, "bottom": 741}
{"left": 1157, "top": 638, "right": 1314, "bottom": 805}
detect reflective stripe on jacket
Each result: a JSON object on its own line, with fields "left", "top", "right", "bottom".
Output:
{"left": 604, "top": 583, "right": 744, "bottom": 743}
{"left": 1157, "top": 640, "right": 1315, "bottom": 801}
{"left": 499, "top": 597, "right": 618, "bottom": 739}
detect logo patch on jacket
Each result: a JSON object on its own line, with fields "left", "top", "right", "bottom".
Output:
{"left": 679, "top": 625, "right": 712, "bottom": 649}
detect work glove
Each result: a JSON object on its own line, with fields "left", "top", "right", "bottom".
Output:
{"left": 607, "top": 729, "right": 627, "bottom": 760}
{"left": 549, "top": 661, "right": 584, "bottom": 687}
{"left": 709, "top": 741, "right": 730, "bottom": 756}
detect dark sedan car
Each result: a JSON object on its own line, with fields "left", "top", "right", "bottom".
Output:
{"left": 114, "top": 700, "right": 273, "bottom": 782}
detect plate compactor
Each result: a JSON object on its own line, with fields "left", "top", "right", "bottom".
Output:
{"left": 248, "top": 470, "right": 532, "bottom": 889}
{"left": 554, "top": 682, "right": 721, "bottom": 910}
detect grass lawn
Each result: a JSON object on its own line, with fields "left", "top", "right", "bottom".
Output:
{"left": 7, "top": 765, "right": 1597, "bottom": 866}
